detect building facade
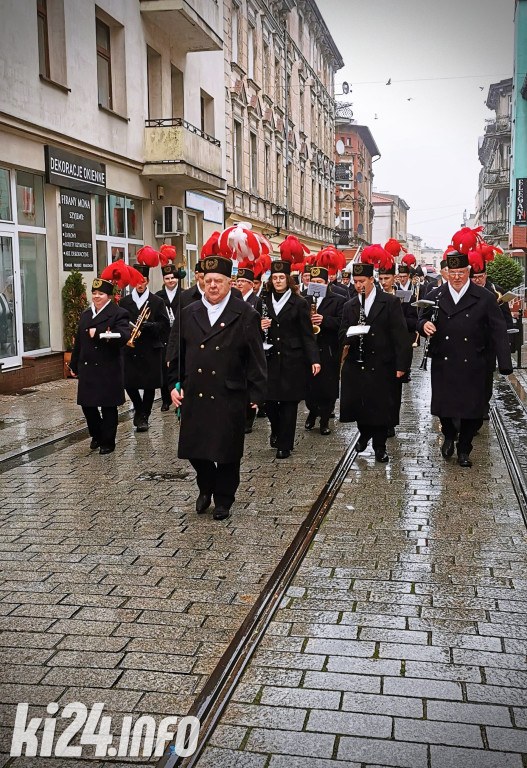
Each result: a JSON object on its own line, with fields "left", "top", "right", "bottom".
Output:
{"left": 334, "top": 111, "right": 380, "bottom": 260}
{"left": 0, "top": 0, "right": 226, "bottom": 382}
{"left": 222, "top": 0, "right": 343, "bottom": 253}
{"left": 510, "top": 0, "right": 527, "bottom": 270}
{"left": 371, "top": 192, "right": 409, "bottom": 248}
{"left": 475, "top": 78, "right": 513, "bottom": 253}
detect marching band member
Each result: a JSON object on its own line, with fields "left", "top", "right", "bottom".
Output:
{"left": 70, "top": 276, "right": 131, "bottom": 455}
{"left": 339, "top": 247, "right": 411, "bottom": 463}
{"left": 418, "top": 242, "right": 512, "bottom": 467}
{"left": 261, "top": 260, "right": 321, "bottom": 459}
{"left": 304, "top": 266, "right": 345, "bottom": 435}
{"left": 156, "top": 263, "right": 180, "bottom": 411}
{"left": 300, "top": 264, "right": 312, "bottom": 296}
{"left": 236, "top": 266, "right": 262, "bottom": 314}
{"left": 120, "top": 264, "right": 170, "bottom": 432}
{"left": 394, "top": 254, "right": 418, "bottom": 382}
{"left": 168, "top": 256, "right": 266, "bottom": 521}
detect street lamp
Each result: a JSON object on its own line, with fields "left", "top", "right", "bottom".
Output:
{"left": 263, "top": 205, "right": 286, "bottom": 238}
{"left": 332, "top": 229, "right": 342, "bottom": 247}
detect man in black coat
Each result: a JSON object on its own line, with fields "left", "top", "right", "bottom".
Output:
{"left": 70, "top": 277, "right": 131, "bottom": 455}
{"left": 119, "top": 265, "right": 170, "bottom": 432}
{"left": 168, "top": 256, "right": 266, "bottom": 521}
{"left": 328, "top": 272, "right": 349, "bottom": 299}
{"left": 236, "top": 267, "right": 262, "bottom": 314}
{"left": 304, "top": 267, "right": 345, "bottom": 435}
{"left": 156, "top": 264, "right": 181, "bottom": 411}
{"left": 339, "top": 260, "right": 411, "bottom": 462}
{"left": 395, "top": 261, "right": 419, "bottom": 375}
{"left": 418, "top": 250, "right": 512, "bottom": 467}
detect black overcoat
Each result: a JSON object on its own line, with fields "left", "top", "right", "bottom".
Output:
{"left": 70, "top": 302, "right": 131, "bottom": 407}
{"left": 339, "top": 289, "right": 411, "bottom": 426}
{"left": 263, "top": 291, "right": 320, "bottom": 402}
{"left": 306, "top": 290, "right": 345, "bottom": 403}
{"left": 245, "top": 292, "right": 263, "bottom": 315}
{"left": 155, "top": 286, "right": 180, "bottom": 329}
{"left": 417, "top": 281, "right": 512, "bottom": 419}
{"left": 120, "top": 292, "right": 170, "bottom": 390}
{"left": 167, "top": 296, "right": 267, "bottom": 462}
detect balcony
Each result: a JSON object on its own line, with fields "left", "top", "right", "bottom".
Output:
{"left": 484, "top": 169, "right": 510, "bottom": 189}
{"left": 140, "top": 0, "right": 222, "bottom": 52}
{"left": 483, "top": 219, "right": 509, "bottom": 241}
{"left": 143, "top": 118, "right": 225, "bottom": 191}
{"left": 484, "top": 116, "right": 512, "bottom": 136}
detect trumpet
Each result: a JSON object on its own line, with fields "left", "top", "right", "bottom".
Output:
{"left": 126, "top": 304, "right": 151, "bottom": 348}
{"left": 310, "top": 293, "right": 321, "bottom": 335}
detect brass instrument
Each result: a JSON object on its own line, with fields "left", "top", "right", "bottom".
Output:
{"left": 126, "top": 304, "right": 151, "bottom": 348}
{"left": 310, "top": 293, "right": 321, "bottom": 335}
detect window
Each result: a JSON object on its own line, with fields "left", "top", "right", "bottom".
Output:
{"left": 248, "top": 24, "right": 255, "bottom": 80}
{"left": 287, "top": 163, "right": 292, "bottom": 212}
{"left": 147, "top": 46, "right": 162, "bottom": 119}
{"left": 16, "top": 172, "right": 45, "bottom": 228}
{"left": 171, "top": 65, "right": 184, "bottom": 118}
{"left": 96, "top": 17, "right": 112, "bottom": 109}
{"left": 37, "top": 0, "right": 50, "bottom": 79}
{"left": 263, "top": 40, "right": 270, "bottom": 94}
{"left": 19, "top": 233, "right": 50, "bottom": 351}
{"left": 299, "top": 79, "right": 305, "bottom": 132}
{"left": 298, "top": 13, "right": 304, "bottom": 46}
{"left": 200, "top": 89, "right": 215, "bottom": 137}
{"left": 233, "top": 119, "right": 243, "bottom": 187}
{"left": 340, "top": 209, "right": 352, "bottom": 230}
{"left": 264, "top": 143, "right": 271, "bottom": 199}
{"left": 0, "top": 237, "right": 17, "bottom": 359}
{"left": 108, "top": 194, "right": 143, "bottom": 239}
{"left": 250, "top": 132, "right": 258, "bottom": 193}
{"left": 231, "top": 4, "right": 239, "bottom": 63}
{"left": 274, "top": 56, "right": 281, "bottom": 106}
{"left": 300, "top": 171, "right": 305, "bottom": 215}
{"left": 126, "top": 197, "right": 142, "bottom": 239}
{"left": 95, "top": 194, "right": 107, "bottom": 235}
{"left": 276, "top": 151, "right": 282, "bottom": 203}
{"left": 0, "top": 168, "right": 12, "bottom": 222}
{"left": 356, "top": 171, "right": 363, "bottom": 183}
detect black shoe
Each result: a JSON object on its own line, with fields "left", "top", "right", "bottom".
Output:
{"left": 99, "top": 446, "right": 115, "bottom": 455}
{"left": 161, "top": 403, "right": 171, "bottom": 412}
{"left": 195, "top": 493, "right": 212, "bottom": 514}
{"left": 212, "top": 506, "right": 230, "bottom": 520}
{"left": 356, "top": 438, "right": 369, "bottom": 453}
{"left": 90, "top": 438, "right": 100, "bottom": 450}
{"left": 375, "top": 449, "right": 389, "bottom": 463}
{"left": 330, "top": 412, "right": 335, "bottom": 418}
{"left": 256, "top": 407, "right": 267, "bottom": 418}
{"left": 133, "top": 411, "right": 141, "bottom": 427}
{"left": 245, "top": 426, "right": 253, "bottom": 434}
{"left": 386, "top": 427, "right": 396, "bottom": 438}
{"left": 136, "top": 415, "right": 149, "bottom": 432}
{"left": 305, "top": 413, "right": 316, "bottom": 430}
{"left": 441, "top": 438, "right": 455, "bottom": 458}
{"left": 276, "top": 449, "right": 291, "bottom": 459}
{"left": 457, "top": 453, "right": 472, "bottom": 468}
{"left": 320, "top": 423, "right": 331, "bottom": 435}
{"left": 270, "top": 434, "right": 278, "bottom": 448}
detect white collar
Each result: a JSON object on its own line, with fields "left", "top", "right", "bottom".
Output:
{"left": 132, "top": 287, "right": 149, "bottom": 308}
{"left": 165, "top": 285, "right": 178, "bottom": 300}
{"left": 272, "top": 289, "right": 292, "bottom": 315}
{"left": 202, "top": 291, "right": 231, "bottom": 326}
{"left": 91, "top": 299, "right": 111, "bottom": 318}
{"left": 448, "top": 279, "right": 470, "bottom": 304}
{"left": 242, "top": 288, "right": 254, "bottom": 302}
{"left": 363, "top": 285, "right": 377, "bottom": 316}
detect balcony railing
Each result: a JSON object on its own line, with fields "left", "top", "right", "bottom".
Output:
{"left": 483, "top": 219, "right": 509, "bottom": 239}
{"left": 483, "top": 169, "right": 510, "bottom": 188}
{"left": 484, "top": 116, "right": 512, "bottom": 135}
{"left": 143, "top": 117, "right": 224, "bottom": 189}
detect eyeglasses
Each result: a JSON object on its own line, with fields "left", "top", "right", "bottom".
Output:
{"left": 449, "top": 271, "right": 467, "bottom": 278}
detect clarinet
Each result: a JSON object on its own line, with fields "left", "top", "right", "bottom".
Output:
{"left": 357, "top": 285, "right": 366, "bottom": 363}
{"left": 420, "top": 298, "right": 440, "bottom": 371}
{"left": 261, "top": 297, "right": 273, "bottom": 355}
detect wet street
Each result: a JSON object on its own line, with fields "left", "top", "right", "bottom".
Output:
{"left": 1, "top": 362, "right": 527, "bottom": 766}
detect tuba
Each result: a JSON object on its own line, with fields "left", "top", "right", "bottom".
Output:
{"left": 126, "top": 304, "right": 151, "bottom": 348}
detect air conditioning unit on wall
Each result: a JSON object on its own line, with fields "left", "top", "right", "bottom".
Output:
{"left": 162, "top": 206, "right": 185, "bottom": 235}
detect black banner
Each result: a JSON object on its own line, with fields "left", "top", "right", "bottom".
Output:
{"left": 516, "top": 178, "right": 527, "bottom": 225}
{"left": 60, "top": 190, "right": 94, "bottom": 271}
{"left": 45, "top": 146, "right": 106, "bottom": 195}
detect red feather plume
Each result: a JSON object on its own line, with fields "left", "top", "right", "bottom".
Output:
{"left": 361, "top": 244, "right": 393, "bottom": 271}
{"left": 451, "top": 226, "right": 484, "bottom": 255}
{"left": 280, "top": 235, "right": 310, "bottom": 271}
{"left": 476, "top": 241, "right": 502, "bottom": 263}
{"left": 468, "top": 250, "right": 485, "bottom": 273}
{"left": 159, "top": 244, "right": 176, "bottom": 266}
{"left": 136, "top": 245, "right": 161, "bottom": 268}
{"left": 101, "top": 260, "right": 145, "bottom": 289}
{"left": 253, "top": 253, "right": 272, "bottom": 279}
{"left": 401, "top": 253, "right": 416, "bottom": 268}
{"left": 316, "top": 246, "right": 347, "bottom": 275}
{"left": 218, "top": 223, "right": 261, "bottom": 262}
{"left": 201, "top": 232, "right": 221, "bottom": 259}
{"left": 384, "top": 238, "right": 406, "bottom": 258}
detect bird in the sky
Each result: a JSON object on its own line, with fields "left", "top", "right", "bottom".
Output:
{"left": 374, "top": 113, "right": 379, "bottom": 119}
{"left": 386, "top": 78, "right": 392, "bottom": 85}
{"left": 479, "top": 86, "right": 484, "bottom": 91}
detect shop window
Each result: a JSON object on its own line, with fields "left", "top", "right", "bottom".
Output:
{"left": 95, "top": 194, "right": 107, "bottom": 234}
{"left": 0, "top": 237, "right": 17, "bottom": 359}
{"left": 96, "top": 241, "right": 107, "bottom": 275}
{"left": 19, "top": 233, "right": 50, "bottom": 351}
{"left": 128, "top": 244, "right": 141, "bottom": 262}
{"left": 0, "top": 168, "right": 12, "bottom": 222}
{"left": 16, "top": 172, "right": 45, "bottom": 228}
{"left": 126, "top": 198, "right": 142, "bottom": 239}
{"left": 108, "top": 194, "right": 125, "bottom": 236}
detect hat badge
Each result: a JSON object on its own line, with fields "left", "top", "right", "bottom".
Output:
{"left": 93, "top": 278, "right": 103, "bottom": 288}
{"left": 449, "top": 256, "right": 460, "bottom": 269}
{"left": 311, "top": 267, "right": 320, "bottom": 277}
{"left": 355, "top": 264, "right": 363, "bottom": 275}
{"left": 205, "top": 257, "right": 218, "bottom": 270}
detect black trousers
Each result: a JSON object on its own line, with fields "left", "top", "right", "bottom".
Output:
{"left": 440, "top": 417, "right": 481, "bottom": 455}
{"left": 126, "top": 388, "right": 155, "bottom": 418}
{"left": 305, "top": 397, "right": 333, "bottom": 423}
{"left": 160, "top": 362, "right": 172, "bottom": 406}
{"left": 245, "top": 402, "right": 257, "bottom": 431}
{"left": 82, "top": 406, "right": 118, "bottom": 450}
{"left": 357, "top": 422, "right": 388, "bottom": 451}
{"left": 265, "top": 400, "right": 298, "bottom": 451}
{"left": 189, "top": 458, "right": 240, "bottom": 510}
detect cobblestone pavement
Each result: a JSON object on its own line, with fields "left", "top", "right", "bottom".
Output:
{"left": 0, "top": 386, "right": 356, "bottom": 765}
{"left": 196, "top": 364, "right": 527, "bottom": 768}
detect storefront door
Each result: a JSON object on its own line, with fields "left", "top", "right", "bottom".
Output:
{"left": 0, "top": 233, "right": 22, "bottom": 368}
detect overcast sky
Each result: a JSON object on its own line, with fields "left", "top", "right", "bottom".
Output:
{"left": 317, "top": 0, "right": 514, "bottom": 249}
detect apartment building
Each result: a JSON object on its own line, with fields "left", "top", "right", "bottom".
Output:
{"left": 223, "top": 0, "right": 343, "bottom": 251}
{"left": 510, "top": 0, "right": 527, "bottom": 270}
{"left": 371, "top": 192, "right": 410, "bottom": 248}
{"left": 0, "top": 0, "right": 225, "bottom": 383}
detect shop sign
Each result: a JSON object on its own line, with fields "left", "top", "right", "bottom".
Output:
{"left": 45, "top": 146, "right": 106, "bottom": 195}
{"left": 60, "top": 190, "right": 94, "bottom": 271}
{"left": 516, "top": 178, "right": 527, "bottom": 225}
{"left": 185, "top": 191, "right": 224, "bottom": 224}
